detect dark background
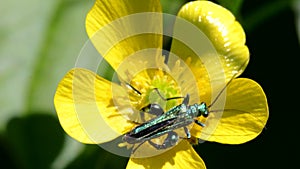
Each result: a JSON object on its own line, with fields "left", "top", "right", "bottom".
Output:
{"left": 0, "top": 0, "right": 299, "bottom": 169}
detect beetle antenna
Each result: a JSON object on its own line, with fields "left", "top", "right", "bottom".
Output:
{"left": 125, "top": 82, "right": 142, "bottom": 95}
{"left": 153, "top": 88, "right": 185, "bottom": 101}
{"left": 208, "top": 59, "right": 249, "bottom": 108}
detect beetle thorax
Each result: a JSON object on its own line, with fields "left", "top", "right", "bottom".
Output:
{"left": 197, "top": 102, "right": 209, "bottom": 117}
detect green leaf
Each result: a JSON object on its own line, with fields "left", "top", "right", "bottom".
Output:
{"left": 26, "top": 0, "right": 94, "bottom": 112}
{"left": 97, "top": 58, "right": 118, "bottom": 83}
{"left": 160, "top": 0, "right": 189, "bottom": 50}
{"left": 0, "top": 0, "right": 94, "bottom": 129}
{"left": 160, "top": 0, "right": 188, "bottom": 15}
{"left": 5, "top": 113, "right": 65, "bottom": 169}
{"left": 0, "top": 0, "right": 57, "bottom": 129}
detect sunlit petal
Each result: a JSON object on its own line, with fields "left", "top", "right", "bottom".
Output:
{"left": 170, "top": 1, "right": 249, "bottom": 104}
{"left": 195, "top": 78, "right": 269, "bottom": 144}
{"left": 86, "top": 0, "right": 163, "bottom": 70}
{"left": 54, "top": 68, "right": 136, "bottom": 144}
{"left": 127, "top": 141, "right": 206, "bottom": 169}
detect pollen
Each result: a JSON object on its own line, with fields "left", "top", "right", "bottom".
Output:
{"left": 127, "top": 68, "right": 183, "bottom": 112}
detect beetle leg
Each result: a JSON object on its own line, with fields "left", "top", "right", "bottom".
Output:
{"left": 183, "top": 126, "right": 191, "bottom": 139}
{"left": 194, "top": 119, "right": 206, "bottom": 127}
{"left": 148, "top": 131, "right": 179, "bottom": 150}
{"left": 139, "top": 103, "right": 164, "bottom": 122}
{"left": 131, "top": 141, "right": 146, "bottom": 154}
{"left": 186, "top": 136, "right": 206, "bottom": 145}
{"left": 148, "top": 103, "right": 164, "bottom": 116}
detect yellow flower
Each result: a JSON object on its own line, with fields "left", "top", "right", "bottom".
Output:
{"left": 54, "top": 0, "right": 268, "bottom": 168}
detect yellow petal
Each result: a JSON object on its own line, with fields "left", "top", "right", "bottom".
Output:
{"left": 170, "top": 1, "right": 249, "bottom": 103}
{"left": 54, "top": 68, "right": 136, "bottom": 144}
{"left": 196, "top": 78, "right": 269, "bottom": 144}
{"left": 127, "top": 141, "right": 206, "bottom": 169}
{"left": 86, "top": 0, "right": 163, "bottom": 70}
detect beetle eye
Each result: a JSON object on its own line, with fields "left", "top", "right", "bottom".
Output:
{"left": 203, "top": 110, "right": 209, "bottom": 117}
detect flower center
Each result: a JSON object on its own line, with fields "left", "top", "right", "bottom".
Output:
{"left": 127, "top": 68, "right": 183, "bottom": 113}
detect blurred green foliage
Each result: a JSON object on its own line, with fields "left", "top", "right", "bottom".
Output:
{"left": 215, "top": 0, "right": 244, "bottom": 15}
{"left": 0, "top": 0, "right": 94, "bottom": 127}
{"left": 3, "top": 114, "right": 65, "bottom": 169}
{"left": 64, "top": 145, "right": 128, "bottom": 169}
{"left": 0, "top": 0, "right": 299, "bottom": 169}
